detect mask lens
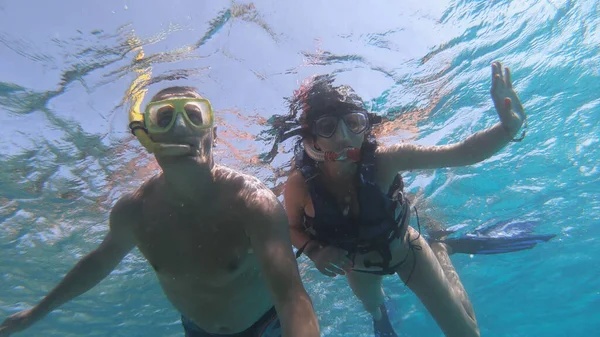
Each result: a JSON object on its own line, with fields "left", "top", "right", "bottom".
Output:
{"left": 146, "top": 99, "right": 214, "bottom": 134}
{"left": 315, "top": 116, "right": 338, "bottom": 138}
{"left": 343, "top": 112, "right": 368, "bottom": 134}
{"left": 148, "top": 104, "right": 175, "bottom": 131}
{"left": 184, "top": 101, "right": 212, "bottom": 127}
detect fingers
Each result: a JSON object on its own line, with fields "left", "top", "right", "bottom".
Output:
{"left": 334, "top": 249, "right": 353, "bottom": 270}
{"left": 491, "top": 62, "right": 504, "bottom": 96}
{"left": 326, "top": 264, "right": 346, "bottom": 276}
{"left": 494, "top": 61, "right": 503, "bottom": 81}
{"left": 316, "top": 247, "right": 354, "bottom": 277}
{"left": 505, "top": 67, "right": 512, "bottom": 88}
{"left": 504, "top": 97, "right": 512, "bottom": 110}
{"left": 329, "top": 252, "right": 351, "bottom": 275}
{"left": 337, "top": 256, "right": 353, "bottom": 271}
{"left": 491, "top": 63, "right": 498, "bottom": 94}
{"left": 318, "top": 267, "right": 337, "bottom": 277}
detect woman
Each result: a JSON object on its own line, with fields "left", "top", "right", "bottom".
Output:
{"left": 276, "top": 61, "right": 526, "bottom": 337}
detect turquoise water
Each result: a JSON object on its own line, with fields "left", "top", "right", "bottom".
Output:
{"left": 1, "top": 0, "right": 599, "bottom": 336}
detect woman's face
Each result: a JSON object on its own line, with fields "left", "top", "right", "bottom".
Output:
{"left": 310, "top": 109, "right": 368, "bottom": 153}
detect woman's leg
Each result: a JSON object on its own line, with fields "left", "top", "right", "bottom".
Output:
{"left": 395, "top": 226, "right": 480, "bottom": 337}
{"left": 347, "top": 272, "right": 397, "bottom": 337}
{"left": 429, "top": 241, "right": 476, "bottom": 319}
{"left": 346, "top": 272, "right": 385, "bottom": 319}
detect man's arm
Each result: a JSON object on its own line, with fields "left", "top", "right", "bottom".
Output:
{"left": 0, "top": 195, "right": 137, "bottom": 336}
{"left": 283, "top": 171, "right": 319, "bottom": 259}
{"left": 376, "top": 61, "right": 526, "bottom": 174}
{"left": 245, "top": 187, "right": 320, "bottom": 337}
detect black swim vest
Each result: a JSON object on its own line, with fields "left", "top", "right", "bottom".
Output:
{"left": 295, "top": 142, "right": 409, "bottom": 273}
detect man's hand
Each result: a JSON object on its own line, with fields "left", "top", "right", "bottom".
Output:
{"left": 490, "top": 61, "right": 527, "bottom": 138}
{"left": 0, "top": 195, "right": 137, "bottom": 336}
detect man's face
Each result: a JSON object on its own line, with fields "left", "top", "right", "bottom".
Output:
{"left": 145, "top": 95, "right": 216, "bottom": 165}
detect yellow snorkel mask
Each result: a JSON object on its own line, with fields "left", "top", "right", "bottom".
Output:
{"left": 126, "top": 43, "right": 214, "bottom": 156}
{"left": 142, "top": 98, "right": 214, "bottom": 134}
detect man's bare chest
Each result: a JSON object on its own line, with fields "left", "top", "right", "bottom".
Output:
{"left": 133, "top": 202, "right": 253, "bottom": 278}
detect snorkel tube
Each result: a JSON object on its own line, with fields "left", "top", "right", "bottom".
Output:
{"left": 127, "top": 44, "right": 156, "bottom": 153}
{"left": 126, "top": 39, "right": 191, "bottom": 157}
{"left": 302, "top": 138, "right": 361, "bottom": 162}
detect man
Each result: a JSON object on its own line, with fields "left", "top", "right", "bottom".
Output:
{"left": 0, "top": 85, "right": 320, "bottom": 337}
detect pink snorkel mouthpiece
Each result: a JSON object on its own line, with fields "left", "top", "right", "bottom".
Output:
{"left": 323, "top": 147, "right": 361, "bottom": 162}
{"left": 303, "top": 139, "right": 361, "bottom": 162}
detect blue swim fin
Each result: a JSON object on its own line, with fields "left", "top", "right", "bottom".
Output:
{"left": 429, "top": 221, "right": 557, "bottom": 255}
{"left": 373, "top": 303, "right": 398, "bottom": 337}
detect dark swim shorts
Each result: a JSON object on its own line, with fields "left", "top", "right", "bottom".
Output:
{"left": 181, "top": 307, "right": 281, "bottom": 337}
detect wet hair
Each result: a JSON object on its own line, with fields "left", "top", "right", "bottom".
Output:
{"left": 150, "top": 86, "right": 203, "bottom": 102}
{"left": 260, "top": 74, "right": 378, "bottom": 163}
{"left": 294, "top": 74, "right": 368, "bottom": 125}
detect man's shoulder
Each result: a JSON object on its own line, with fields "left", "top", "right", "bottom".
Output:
{"left": 213, "top": 164, "right": 259, "bottom": 184}
{"left": 213, "top": 165, "right": 280, "bottom": 214}
{"left": 110, "top": 192, "right": 141, "bottom": 225}
{"left": 110, "top": 175, "right": 161, "bottom": 224}
{"left": 213, "top": 165, "right": 269, "bottom": 192}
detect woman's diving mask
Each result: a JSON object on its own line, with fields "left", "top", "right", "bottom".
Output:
{"left": 312, "top": 111, "right": 369, "bottom": 138}
{"left": 302, "top": 111, "right": 372, "bottom": 162}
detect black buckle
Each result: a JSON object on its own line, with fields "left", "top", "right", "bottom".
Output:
{"left": 510, "top": 118, "right": 527, "bottom": 142}
{"left": 128, "top": 121, "right": 147, "bottom": 136}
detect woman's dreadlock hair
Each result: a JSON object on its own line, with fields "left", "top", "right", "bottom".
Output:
{"left": 260, "top": 74, "right": 379, "bottom": 163}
